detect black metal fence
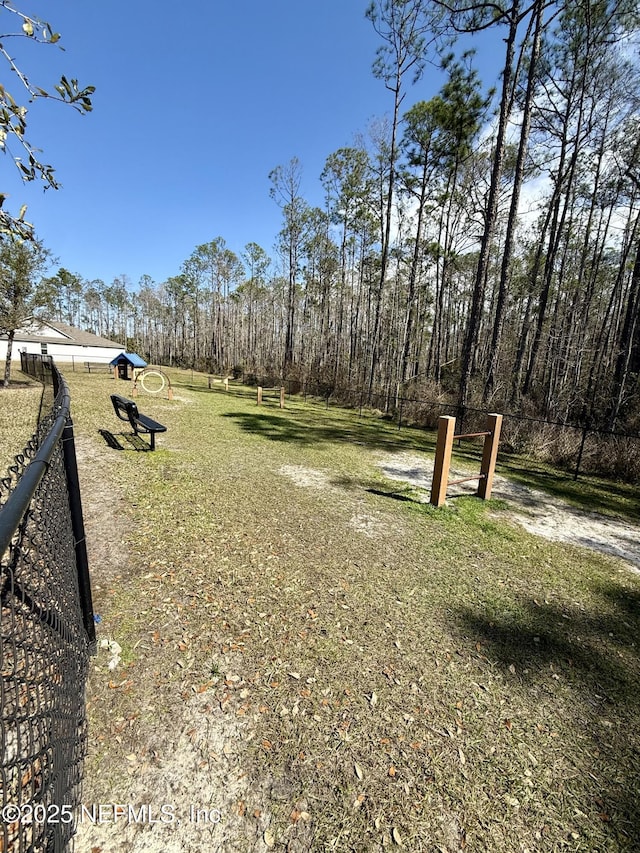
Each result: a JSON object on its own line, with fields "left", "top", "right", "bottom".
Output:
{"left": 1, "top": 354, "right": 95, "bottom": 852}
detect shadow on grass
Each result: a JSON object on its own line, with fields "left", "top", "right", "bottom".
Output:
{"left": 180, "top": 384, "right": 638, "bottom": 520}
{"left": 497, "top": 457, "right": 640, "bottom": 521}
{"left": 455, "top": 584, "right": 640, "bottom": 846}
{"left": 221, "top": 410, "right": 433, "bottom": 453}
{"left": 98, "top": 429, "right": 153, "bottom": 452}
{"left": 365, "top": 487, "right": 415, "bottom": 502}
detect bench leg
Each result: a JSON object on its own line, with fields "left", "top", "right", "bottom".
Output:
{"left": 149, "top": 432, "right": 156, "bottom": 451}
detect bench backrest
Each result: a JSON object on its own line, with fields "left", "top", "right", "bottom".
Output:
{"left": 111, "top": 394, "right": 139, "bottom": 426}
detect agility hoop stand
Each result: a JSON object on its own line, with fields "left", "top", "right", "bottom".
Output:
{"left": 430, "top": 413, "right": 503, "bottom": 507}
{"left": 132, "top": 367, "right": 174, "bottom": 400}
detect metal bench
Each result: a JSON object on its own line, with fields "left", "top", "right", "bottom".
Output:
{"left": 110, "top": 394, "right": 166, "bottom": 451}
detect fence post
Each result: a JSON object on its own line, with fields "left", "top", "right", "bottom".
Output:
{"left": 257, "top": 386, "right": 262, "bottom": 405}
{"left": 573, "top": 426, "right": 588, "bottom": 481}
{"left": 430, "top": 416, "right": 456, "bottom": 507}
{"left": 477, "top": 413, "right": 503, "bottom": 500}
{"left": 62, "top": 419, "right": 97, "bottom": 653}
{"left": 280, "top": 387, "right": 285, "bottom": 408}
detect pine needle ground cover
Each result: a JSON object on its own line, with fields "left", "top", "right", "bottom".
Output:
{"left": 63, "top": 370, "right": 639, "bottom": 853}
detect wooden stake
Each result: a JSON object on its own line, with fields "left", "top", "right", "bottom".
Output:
{"left": 430, "top": 416, "right": 456, "bottom": 507}
{"left": 477, "top": 413, "right": 502, "bottom": 500}
{"left": 280, "top": 387, "right": 285, "bottom": 408}
{"left": 257, "top": 386, "right": 262, "bottom": 405}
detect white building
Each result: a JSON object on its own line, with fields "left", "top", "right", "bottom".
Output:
{"left": 0, "top": 319, "right": 124, "bottom": 366}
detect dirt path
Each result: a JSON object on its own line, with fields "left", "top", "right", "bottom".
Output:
{"left": 74, "top": 437, "right": 270, "bottom": 853}
{"left": 378, "top": 452, "right": 640, "bottom": 573}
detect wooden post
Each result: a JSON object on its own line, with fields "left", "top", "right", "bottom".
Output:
{"left": 113, "top": 366, "right": 118, "bottom": 380}
{"left": 224, "top": 377, "right": 229, "bottom": 392}
{"left": 477, "top": 413, "right": 503, "bottom": 500}
{"left": 168, "top": 386, "right": 174, "bottom": 401}
{"left": 208, "top": 375, "right": 212, "bottom": 389}
{"left": 280, "top": 386, "right": 285, "bottom": 409}
{"left": 131, "top": 382, "right": 138, "bottom": 397}
{"left": 430, "top": 416, "right": 456, "bottom": 507}
{"left": 257, "top": 386, "right": 262, "bottom": 405}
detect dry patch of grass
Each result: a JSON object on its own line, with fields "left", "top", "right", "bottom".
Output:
{"left": 64, "top": 370, "right": 640, "bottom": 852}
{"left": 0, "top": 373, "right": 43, "bottom": 475}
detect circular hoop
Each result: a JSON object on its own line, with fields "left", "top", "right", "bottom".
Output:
{"left": 140, "top": 370, "right": 166, "bottom": 395}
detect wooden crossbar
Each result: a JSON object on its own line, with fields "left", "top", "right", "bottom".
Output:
{"left": 453, "top": 431, "right": 490, "bottom": 440}
{"left": 448, "top": 474, "right": 486, "bottom": 486}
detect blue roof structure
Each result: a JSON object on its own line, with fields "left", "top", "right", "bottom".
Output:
{"left": 109, "top": 352, "right": 147, "bottom": 368}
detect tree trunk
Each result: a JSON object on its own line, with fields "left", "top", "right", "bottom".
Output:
{"left": 458, "top": 0, "right": 519, "bottom": 409}
{"left": 3, "top": 329, "right": 15, "bottom": 387}
{"left": 608, "top": 231, "right": 640, "bottom": 429}
{"left": 483, "top": 0, "right": 542, "bottom": 402}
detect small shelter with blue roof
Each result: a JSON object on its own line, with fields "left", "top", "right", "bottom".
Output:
{"left": 110, "top": 352, "right": 147, "bottom": 380}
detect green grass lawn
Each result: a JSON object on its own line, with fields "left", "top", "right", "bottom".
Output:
{"left": 63, "top": 369, "right": 640, "bottom": 852}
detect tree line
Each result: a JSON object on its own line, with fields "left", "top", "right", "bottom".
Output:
{"left": 3, "top": 0, "right": 640, "bottom": 439}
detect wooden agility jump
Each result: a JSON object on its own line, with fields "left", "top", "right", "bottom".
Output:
{"left": 257, "top": 386, "right": 286, "bottom": 408}
{"left": 430, "top": 413, "right": 503, "bottom": 507}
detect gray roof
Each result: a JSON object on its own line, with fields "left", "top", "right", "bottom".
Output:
{"left": 1, "top": 319, "right": 123, "bottom": 349}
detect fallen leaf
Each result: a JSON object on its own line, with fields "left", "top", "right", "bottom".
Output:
{"left": 388, "top": 765, "right": 397, "bottom": 777}
{"left": 354, "top": 762, "right": 364, "bottom": 780}
{"left": 263, "top": 829, "right": 275, "bottom": 848}
{"left": 458, "top": 747, "right": 466, "bottom": 765}
{"left": 392, "top": 826, "right": 404, "bottom": 846}
{"left": 504, "top": 719, "right": 513, "bottom": 731}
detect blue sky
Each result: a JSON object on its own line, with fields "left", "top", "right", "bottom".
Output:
{"left": 2, "top": 1, "right": 501, "bottom": 288}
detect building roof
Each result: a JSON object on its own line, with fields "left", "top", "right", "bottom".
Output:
{"left": 109, "top": 352, "right": 147, "bottom": 368}
{"left": 1, "top": 319, "right": 124, "bottom": 349}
